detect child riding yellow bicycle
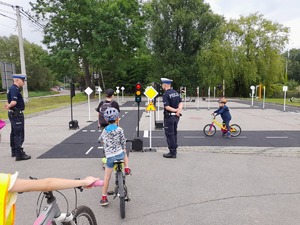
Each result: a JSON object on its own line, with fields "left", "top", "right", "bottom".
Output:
{"left": 212, "top": 98, "right": 232, "bottom": 138}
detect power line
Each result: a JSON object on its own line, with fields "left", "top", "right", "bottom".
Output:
{"left": 0, "top": 12, "right": 15, "bottom": 21}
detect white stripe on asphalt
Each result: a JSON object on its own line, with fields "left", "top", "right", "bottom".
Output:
{"left": 183, "top": 136, "right": 205, "bottom": 139}
{"left": 144, "top": 130, "right": 149, "bottom": 138}
{"left": 98, "top": 146, "right": 103, "bottom": 149}
{"left": 82, "top": 130, "right": 88, "bottom": 132}
{"left": 85, "top": 147, "right": 94, "bottom": 154}
{"left": 90, "top": 130, "right": 96, "bottom": 132}
{"left": 266, "top": 136, "right": 288, "bottom": 139}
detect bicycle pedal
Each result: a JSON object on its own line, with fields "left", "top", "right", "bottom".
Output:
{"left": 107, "top": 191, "right": 115, "bottom": 195}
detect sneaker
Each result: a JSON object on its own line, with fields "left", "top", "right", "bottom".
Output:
{"left": 125, "top": 167, "right": 131, "bottom": 175}
{"left": 100, "top": 196, "right": 108, "bottom": 206}
{"left": 225, "top": 132, "right": 232, "bottom": 138}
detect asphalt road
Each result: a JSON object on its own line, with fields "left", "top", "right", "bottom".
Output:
{"left": 1, "top": 97, "right": 300, "bottom": 225}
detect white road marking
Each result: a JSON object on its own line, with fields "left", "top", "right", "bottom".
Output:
{"left": 90, "top": 130, "right": 96, "bottom": 132}
{"left": 85, "top": 147, "right": 94, "bottom": 154}
{"left": 82, "top": 130, "right": 88, "bottom": 132}
{"left": 266, "top": 136, "right": 288, "bottom": 139}
{"left": 98, "top": 146, "right": 104, "bottom": 149}
{"left": 144, "top": 130, "right": 149, "bottom": 138}
{"left": 183, "top": 136, "right": 205, "bottom": 139}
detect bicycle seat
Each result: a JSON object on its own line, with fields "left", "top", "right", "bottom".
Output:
{"left": 113, "top": 160, "right": 124, "bottom": 165}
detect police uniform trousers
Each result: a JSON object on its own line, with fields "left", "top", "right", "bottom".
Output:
{"left": 8, "top": 111, "right": 25, "bottom": 156}
{"left": 164, "top": 115, "right": 179, "bottom": 155}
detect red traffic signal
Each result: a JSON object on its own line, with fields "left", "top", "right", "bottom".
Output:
{"left": 135, "top": 82, "right": 142, "bottom": 103}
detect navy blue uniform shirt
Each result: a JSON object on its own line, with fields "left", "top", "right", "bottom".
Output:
{"left": 214, "top": 105, "right": 231, "bottom": 122}
{"left": 7, "top": 84, "right": 25, "bottom": 110}
{"left": 163, "top": 89, "right": 181, "bottom": 113}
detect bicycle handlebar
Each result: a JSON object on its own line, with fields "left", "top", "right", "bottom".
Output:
{"left": 89, "top": 179, "right": 104, "bottom": 187}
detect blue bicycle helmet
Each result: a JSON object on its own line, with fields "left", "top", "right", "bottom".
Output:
{"left": 104, "top": 108, "right": 119, "bottom": 122}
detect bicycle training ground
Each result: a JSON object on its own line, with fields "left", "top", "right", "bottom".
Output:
{"left": 1, "top": 97, "right": 300, "bottom": 225}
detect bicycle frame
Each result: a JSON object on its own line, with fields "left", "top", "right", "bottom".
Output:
{"left": 33, "top": 191, "right": 74, "bottom": 225}
{"left": 211, "top": 118, "right": 228, "bottom": 133}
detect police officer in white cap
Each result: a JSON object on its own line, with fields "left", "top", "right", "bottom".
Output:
{"left": 161, "top": 78, "right": 183, "bottom": 158}
{"left": 5, "top": 74, "right": 31, "bottom": 161}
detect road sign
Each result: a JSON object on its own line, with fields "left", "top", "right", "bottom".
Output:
{"left": 283, "top": 86, "right": 288, "bottom": 92}
{"left": 85, "top": 87, "right": 93, "bottom": 95}
{"left": 144, "top": 86, "right": 158, "bottom": 100}
{"left": 146, "top": 101, "right": 156, "bottom": 111}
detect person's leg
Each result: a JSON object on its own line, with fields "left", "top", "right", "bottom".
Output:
{"left": 163, "top": 117, "right": 177, "bottom": 158}
{"left": 14, "top": 114, "right": 30, "bottom": 160}
{"left": 101, "top": 167, "right": 113, "bottom": 206}
{"left": 8, "top": 112, "right": 16, "bottom": 156}
{"left": 173, "top": 117, "right": 179, "bottom": 155}
{"left": 225, "top": 120, "right": 231, "bottom": 137}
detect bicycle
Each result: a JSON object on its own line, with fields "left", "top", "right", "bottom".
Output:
{"left": 108, "top": 160, "right": 130, "bottom": 219}
{"left": 31, "top": 177, "right": 103, "bottom": 225}
{"left": 203, "top": 115, "right": 241, "bottom": 137}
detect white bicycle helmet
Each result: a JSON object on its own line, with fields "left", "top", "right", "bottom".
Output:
{"left": 104, "top": 108, "right": 119, "bottom": 122}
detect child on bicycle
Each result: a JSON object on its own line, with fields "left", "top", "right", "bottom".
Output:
{"left": 212, "top": 98, "right": 232, "bottom": 138}
{"left": 0, "top": 172, "right": 100, "bottom": 225}
{"left": 98, "top": 108, "right": 131, "bottom": 206}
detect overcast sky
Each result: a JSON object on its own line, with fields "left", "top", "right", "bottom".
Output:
{"left": 0, "top": 0, "right": 299, "bottom": 50}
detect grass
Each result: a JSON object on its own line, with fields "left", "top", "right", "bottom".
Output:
{"left": 253, "top": 97, "right": 300, "bottom": 107}
{"left": 0, "top": 93, "right": 88, "bottom": 120}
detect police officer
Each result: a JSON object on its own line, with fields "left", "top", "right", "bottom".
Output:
{"left": 5, "top": 74, "right": 31, "bottom": 161}
{"left": 161, "top": 78, "right": 183, "bottom": 159}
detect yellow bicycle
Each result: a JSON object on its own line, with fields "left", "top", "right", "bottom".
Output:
{"left": 203, "top": 115, "right": 241, "bottom": 137}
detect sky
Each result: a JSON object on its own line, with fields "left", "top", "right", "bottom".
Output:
{"left": 0, "top": 0, "right": 299, "bottom": 50}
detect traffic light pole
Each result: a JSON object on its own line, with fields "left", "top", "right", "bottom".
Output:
{"left": 137, "top": 102, "right": 140, "bottom": 137}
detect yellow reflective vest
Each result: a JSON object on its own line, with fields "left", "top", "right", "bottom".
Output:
{"left": 0, "top": 173, "right": 15, "bottom": 225}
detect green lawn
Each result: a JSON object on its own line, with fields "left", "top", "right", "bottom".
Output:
{"left": 253, "top": 97, "right": 300, "bottom": 107}
{"left": 0, "top": 93, "right": 88, "bottom": 120}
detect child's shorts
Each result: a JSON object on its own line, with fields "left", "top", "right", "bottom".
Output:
{"left": 106, "top": 152, "right": 125, "bottom": 168}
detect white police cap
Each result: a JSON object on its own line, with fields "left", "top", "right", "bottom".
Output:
{"left": 161, "top": 77, "right": 173, "bottom": 84}
{"left": 12, "top": 74, "right": 26, "bottom": 80}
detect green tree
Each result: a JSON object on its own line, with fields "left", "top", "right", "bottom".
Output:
{"left": 224, "top": 13, "right": 289, "bottom": 96}
{"left": 0, "top": 35, "right": 54, "bottom": 91}
{"left": 286, "top": 48, "right": 300, "bottom": 82}
{"left": 31, "top": 0, "right": 147, "bottom": 92}
{"left": 147, "top": 0, "right": 223, "bottom": 92}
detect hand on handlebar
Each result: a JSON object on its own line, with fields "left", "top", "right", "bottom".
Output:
{"left": 82, "top": 177, "right": 103, "bottom": 188}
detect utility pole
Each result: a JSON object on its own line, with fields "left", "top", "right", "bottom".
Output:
{"left": 16, "top": 5, "right": 28, "bottom": 102}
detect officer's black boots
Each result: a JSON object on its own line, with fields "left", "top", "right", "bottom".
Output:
{"left": 163, "top": 152, "right": 177, "bottom": 159}
{"left": 15, "top": 149, "right": 31, "bottom": 161}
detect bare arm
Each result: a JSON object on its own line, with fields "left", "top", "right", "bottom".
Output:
{"left": 9, "top": 176, "right": 99, "bottom": 193}
{"left": 4, "top": 100, "right": 17, "bottom": 110}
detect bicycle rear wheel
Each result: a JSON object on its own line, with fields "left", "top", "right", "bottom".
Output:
{"left": 230, "top": 124, "right": 241, "bottom": 137}
{"left": 203, "top": 124, "right": 216, "bottom": 136}
{"left": 64, "top": 205, "right": 97, "bottom": 225}
{"left": 117, "top": 171, "right": 126, "bottom": 219}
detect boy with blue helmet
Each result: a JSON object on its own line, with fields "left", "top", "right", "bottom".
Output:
{"left": 98, "top": 108, "right": 131, "bottom": 206}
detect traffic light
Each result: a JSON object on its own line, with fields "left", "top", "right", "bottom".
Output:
{"left": 135, "top": 82, "right": 142, "bottom": 103}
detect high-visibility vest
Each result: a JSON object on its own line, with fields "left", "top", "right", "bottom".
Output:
{"left": 0, "top": 173, "right": 15, "bottom": 225}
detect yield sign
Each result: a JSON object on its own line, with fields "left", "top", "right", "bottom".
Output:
{"left": 146, "top": 101, "right": 156, "bottom": 111}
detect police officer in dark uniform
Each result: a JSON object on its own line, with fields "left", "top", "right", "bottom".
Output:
{"left": 5, "top": 74, "right": 31, "bottom": 161}
{"left": 161, "top": 78, "right": 183, "bottom": 159}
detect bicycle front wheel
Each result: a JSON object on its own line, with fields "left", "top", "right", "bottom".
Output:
{"left": 230, "top": 124, "right": 241, "bottom": 137}
{"left": 203, "top": 124, "right": 216, "bottom": 136}
{"left": 65, "top": 205, "right": 97, "bottom": 225}
{"left": 117, "top": 172, "right": 126, "bottom": 219}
